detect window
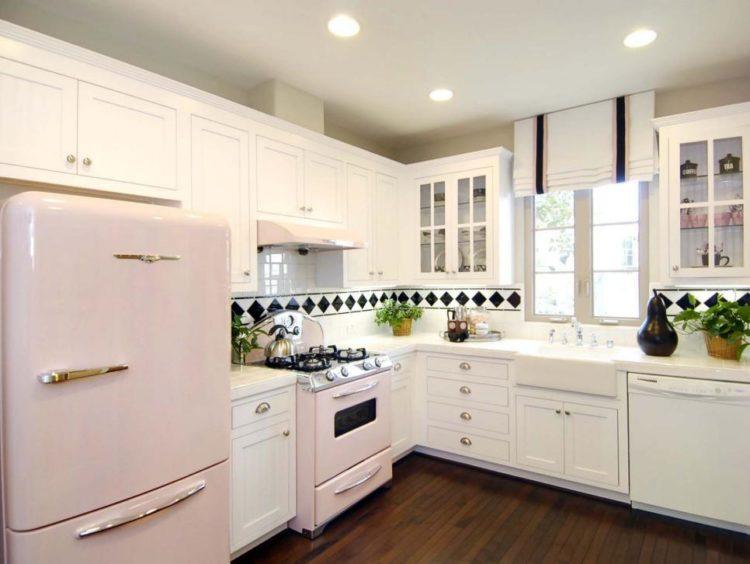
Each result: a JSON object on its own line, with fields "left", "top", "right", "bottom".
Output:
{"left": 526, "top": 181, "right": 648, "bottom": 324}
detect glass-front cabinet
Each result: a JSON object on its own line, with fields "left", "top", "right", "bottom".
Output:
{"left": 667, "top": 122, "right": 749, "bottom": 278}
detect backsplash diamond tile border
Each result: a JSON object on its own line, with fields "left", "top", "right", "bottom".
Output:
{"left": 655, "top": 287, "right": 750, "bottom": 317}
{"left": 231, "top": 286, "right": 523, "bottom": 322}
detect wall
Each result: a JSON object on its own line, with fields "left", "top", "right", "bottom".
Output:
{"left": 247, "top": 80, "right": 325, "bottom": 134}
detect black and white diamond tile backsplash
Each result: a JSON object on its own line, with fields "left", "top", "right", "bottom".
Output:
{"left": 231, "top": 286, "right": 523, "bottom": 322}
{"left": 655, "top": 287, "right": 750, "bottom": 317}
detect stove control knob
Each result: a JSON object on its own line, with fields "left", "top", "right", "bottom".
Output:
{"left": 341, "top": 366, "right": 349, "bottom": 377}
{"left": 363, "top": 360, "right": 374, "bottom": 370}
{"left": 325, "top": 371, "right": 336, "bottom": 382}
{"left": 374, "top": 357, "right": 383, "bottom": 368}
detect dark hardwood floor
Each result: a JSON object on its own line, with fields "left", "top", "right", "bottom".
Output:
{"left": 234, "top": 454, "right": 750, "bottom": 563}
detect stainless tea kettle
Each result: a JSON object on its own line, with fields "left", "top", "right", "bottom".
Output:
{"left": 264, "top": 324, "right": 297, "bottom": 359}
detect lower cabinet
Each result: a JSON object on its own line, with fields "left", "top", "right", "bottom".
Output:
{"left": 230, "top": 387, "right": 295, "bottom": 554}
{"left": 516, "top": 395, "right": 619, "bottom": 487}
{"left": 391, "top": 354, "right": 415, "bottom": 459}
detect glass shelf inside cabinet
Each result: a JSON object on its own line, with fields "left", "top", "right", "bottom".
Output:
{"left": 680, "top": 140, "right": 708, "bottom": 204}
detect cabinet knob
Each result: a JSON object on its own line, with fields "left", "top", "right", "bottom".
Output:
{"left": 369, "top": 271, "right": 375, "bottom": 276}
{"left": 243, "top": 270, "right": 251, "bottom": 277}
{"left": 82, "top": 157, "right": 92, "bottom": 166}
{"left": 555, "top": 409, "right": 561, "bottom": 415}
{"left": 460, "top": 437, "right": 472, "bottom": 446}
{"left": 306, "top": 207, "right": 313, "bottom": 212}
{"left": 377, "top": 271, "right": 383, "bottom": 275}
{"left": 460, "top": 411, "right": 472, "bottom": 421}
{"left": 459, "top": 385, "right": 471, "bottom": 395}
{"left": 459, "top": 362, "right": 471, "bottom": 371}
{"left": 299, "top": 206, "right": 306, "bottom": 211}
{"left": 393, "top": 362, "right": 402, "bottom": 372}
{"left": 564, "top": 410, "right": 571, "bottom": 416}
{"left": 255, "top": 402, "right": 271, "bottom": 414}
{"left": 66, "top": 154, "right": 76, "bottom": 163}
{"left": 672, "top": 265, "right": 679, "bottom": 272}
{"left": 282, "top": 429, "right": 290, "bottom": 437}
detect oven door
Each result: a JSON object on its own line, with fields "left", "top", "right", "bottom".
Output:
{"left": 315, "top": 371, "right": 391, "bottom": 485}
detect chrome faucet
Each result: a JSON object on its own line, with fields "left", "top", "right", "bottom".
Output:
{"left": 571, "top": 317, "right": 583, "bottom": 346}
{"left": 548, "top": 328, "right": 556, "bottom": 344}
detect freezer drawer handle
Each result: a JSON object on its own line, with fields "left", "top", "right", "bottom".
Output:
{"left": 334, "top": 465, "right": 382, "bottom": 494}
{"left": 77, "top": 480, "right": 206, "bottom": 538}
{"left": 114, "top": 254, "right": 181, "bottom": 263}
{"left": 38, "top": 365, "right": 128, "bottom": 384}
{"left": 332, "top": 381, "right": 378, "bottom": 398}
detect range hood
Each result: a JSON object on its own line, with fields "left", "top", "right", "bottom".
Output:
{"left": 257, "top": 220, "right": 366, "bottom": 251}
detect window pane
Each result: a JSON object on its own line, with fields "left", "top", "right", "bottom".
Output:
{"left": 434, "top": 228, "right": 446, "bottom": 272}
{"left": 420, "top": 230, "right": 431, "bottom": 273}
{"left": 457, "top": 227, "right": 470, "bottom": 272}
{"left": 420, "top": 184, "right": 431, "bottom": 227}
{"left": 535, "top": 228, "right": 574, "bottom": 272}
{"left": 473, "top": 175, "right": 486, "bottom": 223}
{"left": 434, "top": 181, "right": 445, "bottom": 225}
{"left": 593, "top": 224, "right": 639, "bottom": 270}
{"left": 535, "top": 273, "right": 574, "bottom": 316}
{"left": 593, "top": 181, "right": 639, "bottom": 224}
{"left": 534, "top": 191, "right": 574, "bottom": 229}
{"left": 473, "top": 226, "right": 486, "bottom": 272}
{"left": 593, "top": 272, "right": 639, "bottom": 318}
{"left": 457, "top": 177, "right": 470, "bottom": 224}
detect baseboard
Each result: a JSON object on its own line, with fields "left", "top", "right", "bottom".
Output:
{"left": 414, "top": 447, "right": 631, "bottom": 504}
{"left": 230, "top": 523, "right": 287, "bottom": 561}
{"left": 631, "top": 502, "right": 750, "bottom": 536}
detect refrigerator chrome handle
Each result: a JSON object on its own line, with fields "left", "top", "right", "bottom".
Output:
{"left": 77, "top": 480, "right": 206, "bottom": 538}
{"left": 113, "top": 254, "right": 181, "bottom": 263}
{"left": 332, "top": 381, "right": 378, "bottom": 398}
{"left": 38, "top": 365, "right": 128, "bottom": 384}
{"left": 334, "top": 465, "right": 382, "bottom": 494}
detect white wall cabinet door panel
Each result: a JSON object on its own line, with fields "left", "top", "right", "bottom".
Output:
{"left": 77, "top": 82, "right": 178, "bottom": 191}
{"left": 346, "top": 164, "right": 374, "bottom": 283}
{"left": 563, "top": 402, "right": 619, "bottom": 486}
{"left": 256, "top": 136, "right": 304, "bottom": 218}
{"left": 191, "top": 115, "right": 253, "bottom": 289}
{"left": 231, "top": 421, "right": 294, "bottom": 552}
{"left": 0, "top": 57, "right": 77, "bottom": 174}
{"left": 305, "top": 151, "right": 344, "bottom": 223}
{"left": 516, "top": 396, "right": 564, "bottom": 474}
{"left": 374, "top": 173, "right": 400, "bottom": 281}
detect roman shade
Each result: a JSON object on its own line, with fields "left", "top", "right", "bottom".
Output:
{"left": 512, "top": 90, "right": 655, "bottom": 197}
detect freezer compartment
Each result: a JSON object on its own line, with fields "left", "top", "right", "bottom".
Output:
{"left": 6, "top": 461, "right": 229, "bottom": 564}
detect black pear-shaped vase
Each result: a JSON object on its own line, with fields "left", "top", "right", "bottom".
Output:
{"left": 637, "top": 290, "right": 678, "bottom": 356}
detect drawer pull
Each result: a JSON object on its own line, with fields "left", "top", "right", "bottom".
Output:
{"left": 334, "top": 465, "right": 382, "bottom": 494}
{"left": 555, "top": 409, "right": 561, "bottom": 415}
{"left": 564, "top": 410, "right": 571, "bottom": 416}
{"left": 459, "top": 385, "right": 471, "bottom": 395}
{"left": 460, "top": 411, "right": 472, "bottom": 421}
{"left": 460, "top": 437, "right": 472, "bottom": 446}
{"left": 282, "top": 429, "right": 290, "bottom": 437}
{"left": 255, "top": 402, "right": 271, "bottom": 414}
{"left": 459, "top": 362, "right": 471, "bottom": 370}
{"left": 393, "top": 362, "right": 402, "bottom": 372}
{"left": 38, "top": 364, "right": 128, "bottom": 384}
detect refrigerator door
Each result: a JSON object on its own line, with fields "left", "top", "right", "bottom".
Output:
{"left": 1, "top": 192, "right": 230, "bottom": 531}
{"left": 6, "top": 461, "right": 229, "bottom": 564}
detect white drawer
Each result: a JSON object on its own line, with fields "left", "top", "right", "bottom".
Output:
{"left": 232, "top": 388, "right": 291, "bottom": 430}
{"left": 427, "top": 401, "right": 510, "bottom": 435}
{"left": 391, "top": 354, "right": 416, "bottom": 377}
{"left": 427, "top": 376, "right": 508, "bottom": 407}
{"left": 425, "top": 355, "right": 508, "bottom": 380}
{"left": 427, "top": 426, "right": 510, "bottom": 463}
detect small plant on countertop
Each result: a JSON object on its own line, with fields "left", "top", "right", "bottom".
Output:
{"left": 375, "top": 299, "right": 423, "bottom": 336}
{"left": 231, "top": 313, "right": 266, "bottom": 365}
{"left": 673, "top": 294, "right": 750, "bottom": 360}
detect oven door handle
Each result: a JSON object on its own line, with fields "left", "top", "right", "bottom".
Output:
{"left": 332, "top": 380, "right": 378, "bottom": 398}
{"left": 334, "top": 465, "right": 382, "bottom": 494}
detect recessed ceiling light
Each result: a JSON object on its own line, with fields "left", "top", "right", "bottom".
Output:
{"left": 623, "top": 28, "right": 657, "bottom": 48}
{"left": 327, "top": 14, "right": 360, "bottom": 38}
{"left": 429, "top": 88, "right": 453, "bottom": 102}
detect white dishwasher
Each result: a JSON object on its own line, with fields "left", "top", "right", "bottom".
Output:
{"left": 628, "top": 372, "right": 750, "bottom": 533}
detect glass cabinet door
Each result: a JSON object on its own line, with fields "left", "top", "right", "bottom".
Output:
{"left": 676, "top": 132, "right": 746, "bottom": 275}
{"left": 419, "top": 180, "right": 446, "bottom": 273}
{"left": 455, "top": 173, "right": 488, "bottom": 273}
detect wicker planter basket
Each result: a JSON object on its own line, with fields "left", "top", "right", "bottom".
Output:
{"left": 392, "top": 318, "right": 413, "bottom": 337}
{"left": 704, "top": 334, "right": 740, "bottom": 360}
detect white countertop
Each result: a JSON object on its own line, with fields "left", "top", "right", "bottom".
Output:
{"left": 230, "top": 334, "right": 750, "bottom": 399}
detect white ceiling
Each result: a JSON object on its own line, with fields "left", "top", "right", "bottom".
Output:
{"left": 4, "top": 0, "right": 750, "bottom": 150}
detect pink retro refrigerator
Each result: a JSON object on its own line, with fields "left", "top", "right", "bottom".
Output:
{"left": 0, "top": 192, "right": 231, "bottom": 563}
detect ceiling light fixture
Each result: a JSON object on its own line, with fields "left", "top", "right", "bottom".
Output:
{"left": 623, "top": 28, "right": 657, "bottom": 48}
{"left": 327, "top": 14, "right": 360, "bottom": 38}
{"left": 429, "top": 88, "right": 453, "bottom": 102}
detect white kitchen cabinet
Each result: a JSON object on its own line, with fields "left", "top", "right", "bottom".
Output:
{"left": 516, "top": 395, "right": 619, "bottom": 487}
{"left": 391, "top": 354, "right": 415, "bottom": 459}
{"left": 191, "top": 112, "right": 255, "bottom": 292}
{"left": 407, "top": 149, "right": 513, "bottom": 284}
{"left": 305, "top": 151, "right": 345, "bottom": 223}
{"left": 256, "top": 135, "right": 305, "bottom": 218}
{"left": 0, "top": 57, "right": 77, "bottom": 175}
{"left": 78, "top": 82, "right": 178, "bottom": 192}
{"left": 373, "top": 173, "right": 400, "bottom": 281}
{"left": 656, "top": 103, "right": 750, "bottom": 280}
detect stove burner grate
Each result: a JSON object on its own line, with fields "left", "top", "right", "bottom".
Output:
{"left": 335, "top": 347, "right": 368, "bottom": 362}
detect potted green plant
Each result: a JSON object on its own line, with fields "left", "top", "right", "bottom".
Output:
{"left": 375, "top": 299, "right": 423, "bottom": 336}
{"left": 231, "top": 313, "right": 267, "bottom": 365}
{"left": 673, "top": 294, "right": 750, "bottom": 360}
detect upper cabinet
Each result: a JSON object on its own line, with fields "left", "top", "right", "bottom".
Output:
{"left": 256, "top": 132, "right": 345, "bottom": 225}
{"left": 407, "top": 149, "right": 513, "bottom": 284}
{"left": 656, "top": 103, "right": 750, "bottom": 280}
